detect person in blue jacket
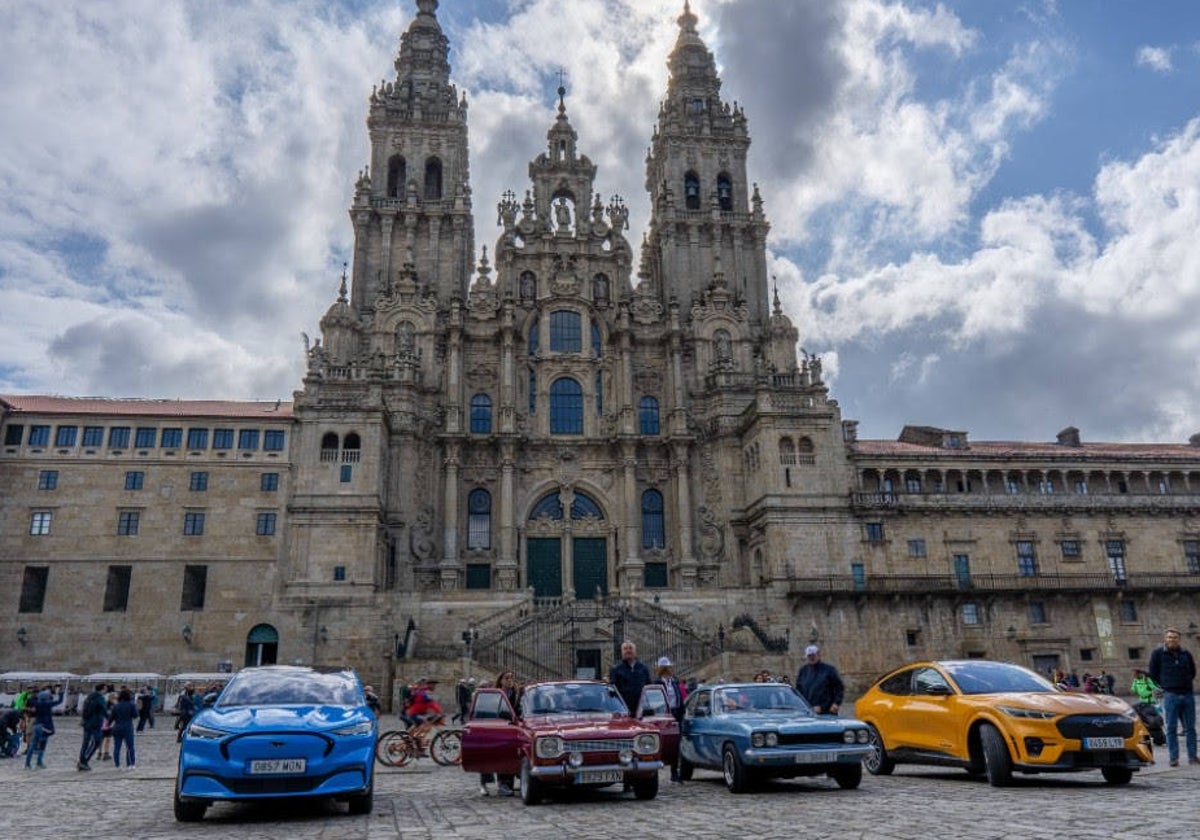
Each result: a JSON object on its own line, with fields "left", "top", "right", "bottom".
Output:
{"left": 795, "top": 645, "right": 844, "bottom": 716}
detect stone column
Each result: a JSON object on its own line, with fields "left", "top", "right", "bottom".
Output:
{"left": 497, "top": 442, "right": 517, "bottom": 590}
{"left": 673, "top": 441, "right": 698, "bottom": 589}
{"left": 621, "top": 442, "right": 642, "bottom": 592}
{"left": 440, "top": 443, "right": 461, "bottom": 589}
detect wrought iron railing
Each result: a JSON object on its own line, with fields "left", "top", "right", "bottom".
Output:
{"left": 786, "top": 571, "right": 1200, "bottom": 597}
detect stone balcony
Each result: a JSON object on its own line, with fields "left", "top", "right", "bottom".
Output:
{"left": 786, "top": 571, "right": 1200, "bottom": 598}
{"left": 851, "top": 490, "right": 1200, "bottom": 514}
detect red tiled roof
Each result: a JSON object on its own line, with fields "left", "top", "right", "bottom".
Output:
{"left": 853, "top": 439, "right": 1200, "bottom": 460}
{"left": 0, "top": 394, "right": 293, "bottom": 420}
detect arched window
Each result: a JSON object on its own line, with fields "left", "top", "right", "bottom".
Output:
{"left": 320, "top": 432, "right": 339, "bottom": 462}
{"left": 530, "top": 492, "right": 564, "bottom": 520}
{"left": 386, "top": 155, "right": 406, "bottom": 198}
{"left": 424, "top": 157, "right": 443, "bottom": 200}
{"left": 550, "top": 378, "right": 583, "bottom": 434}
{"left": 642, "top": 489, "right": 665, "bottom": 549}
{"left": 550, "top": 310, "right": 582, "bottom": 352}
{"left": 467, "top": 488, "right": 491, "bottom": 550}
{"left": 779, "top": 437, "right": 796, "bottom": 465}
{"left": 591, "top": 320, "right": 602, "bottom": 357}
{"left": 245, "top": 623, "right": 278, "bottom": 667}
{"left": 684, "top": 171, "right": 701, "bottom": 210}
{"left": 570, "top": 492, "right": 604, "bottom": 520}
{"left": 714, "top": 329, "right": 732, "bottom": 360}
{"left": 470, "top": 394, "right": 492, "bottom": 434}
{"left": 717, "top": 173, "right": 733, "bottom": 212}
{"left": 342, "top": 432, "right": 361, "bottom": 463}
{"left": 639, "top": 396, "right": 660, "bottom": 435}
{"left": 797, "top": 436, "right": 815, "bottom": 463}
{"left": 529, "top": 490, "right": 605, "bottom": 521}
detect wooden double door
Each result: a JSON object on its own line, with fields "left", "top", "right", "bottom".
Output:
{"left": 527, "top": 537, "right": 607, "bottom": 600}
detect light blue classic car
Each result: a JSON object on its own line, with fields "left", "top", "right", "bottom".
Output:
{"left": 679, "top": 682, "right": 871, "bottom": 792}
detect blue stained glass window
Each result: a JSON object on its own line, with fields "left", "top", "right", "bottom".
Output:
{"left": 470, "top": 394, "right": 492, "bottom": 434}
{"left": 549, "top": 310, "right": 582, "bottom": 352}
{"left": 639, "top": 396, "right": 660, "bottom": 435}
{"left": 528, "top": 320, "right": 539, "bottom": 354}
{"left": 529, "top": 491, "right": 605, "bottom": 522}
{"left": 238, "top": 429, "right": 260, "bottom": 450}
{"left": 213, "top": 429, "right": 234, "bottom": 449}
{"left": 642, "top": 489, "right": 665, "bottom": 549}
{"left": 29, "top": 425, "right": 50, "bottom": 446}
{"left": 529, "top": 493, "right": 564, "bottom": 520}
{"left": 549, "top": 378, "right": 583, "bottom": 434}
{"left": 570, "top": 492, "right": 604, "bottom": 520}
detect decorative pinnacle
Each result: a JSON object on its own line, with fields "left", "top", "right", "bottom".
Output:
{"left": 338, "top": 263, "right": 349, "bottom": 302}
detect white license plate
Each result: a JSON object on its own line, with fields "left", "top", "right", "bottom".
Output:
{"left": 1082, "top": 737, "right": 1124, "bottom": 750}
{"left": 247, "top": 758, "right": 307, "bottom": 774}
{"left": 575, "top": 769, "right": 624, "bottom": 784}
{"left": 795, "top": 751, "right": 836, "bottom": 764}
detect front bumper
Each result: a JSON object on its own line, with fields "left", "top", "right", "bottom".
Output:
{"left": 742, "top": 744, "right": 871, "bottom": 768}
{"left": 530, "top": 760, "right": 663, "bottom": 781}
{"left": 178, "top": 762, "right": 371, "bottom": 800}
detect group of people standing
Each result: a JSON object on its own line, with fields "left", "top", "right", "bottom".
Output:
{"left": 77, "top": 684, "right": 140, "bottom": 770}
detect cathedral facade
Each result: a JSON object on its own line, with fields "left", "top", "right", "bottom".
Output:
{"left": 4, "top": 1, "right": 1200, "bottom": 697}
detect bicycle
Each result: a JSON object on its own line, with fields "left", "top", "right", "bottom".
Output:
{"left": 375, "top": 718, "right": 462, "bottom": 767}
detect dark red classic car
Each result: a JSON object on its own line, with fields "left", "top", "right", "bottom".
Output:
{"left": 461, "top": 680, "right": 675, "bottom": 805}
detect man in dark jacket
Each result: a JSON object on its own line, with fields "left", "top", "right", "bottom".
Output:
{"left": 1148, "top": 627, "right": 1198, "bottom": 767}
{"left": 795, "top": 645, "right": 844, "bottom": 715}
{"left": 608, "top": 640, "right": 651, "bottom": 714}
{"left": 77, "top": 684, "right": 108, "bottom": 771}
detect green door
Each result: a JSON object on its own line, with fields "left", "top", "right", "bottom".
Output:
{"left": 573, "top": 537, "right": 607, "bottom": 600}
{"left": 527, "top": 538, "right": 563, "bottom": 599}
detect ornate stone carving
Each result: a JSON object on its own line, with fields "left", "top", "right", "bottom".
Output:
{"left": 697, "top": 506, "right": 725, "bottom": 562}
{"left": 410, "top": 506, "right": 437, "bottom": 562}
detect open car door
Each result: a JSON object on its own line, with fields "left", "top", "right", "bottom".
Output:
{"left": 637, "top": 684, "right": 679, "bottom": 766}
{"left": 460, "top": 688, "right": 522, "bottom": 775}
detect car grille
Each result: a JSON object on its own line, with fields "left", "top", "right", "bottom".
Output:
{"left": 777, "top": 732, "right": 849, "bottom": 747}
{"left": 1055, "top": 715, "right": 1134, "bottom": 739}
{"left": 566, "top": 738, "right": 636, "bottom": 753}
{"left": 223, "top": 776, "right": 324, "bottom": 794}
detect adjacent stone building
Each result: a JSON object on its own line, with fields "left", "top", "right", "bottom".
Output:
{"left": 4, "top": 1, "right": 1200, "bottom": 697}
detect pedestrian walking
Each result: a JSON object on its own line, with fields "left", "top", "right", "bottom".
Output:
{"left": 1148, "top": 627, "right": 1198, "bottom": 767}
{"left": 77, "top": 683, "right": 108, "bottom": 771}
{"left": 136, "top": 685, "right": 155, "bottom": 732}
{"left": 795, "top": 645, "right": 845, "bottom": 715}
{"left": 109, "top": 688, "right": 138, "bottom": 769}
{"left": 24, "top": 685, "right": 62, "bottom": 769}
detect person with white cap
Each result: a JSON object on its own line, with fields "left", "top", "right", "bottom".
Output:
{"left": 795, "top": 644, "right": 844, "bottom": 715}
{"left": 655, "top": 656, "right": 687, "bottom": 782}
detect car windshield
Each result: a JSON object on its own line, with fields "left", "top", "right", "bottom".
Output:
{"left": 941, "top": 661, "right": 1056, "bottom": 695}
{"left": 523, "top": 682, "right": 628, "bottom": 715}
{"left": 714, "top": 685, "right": 810, "bottom": 714}
{"left": 216, "top": 669, "right": 361, "bottom": 708}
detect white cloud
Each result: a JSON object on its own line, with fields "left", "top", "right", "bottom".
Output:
{"left": 1136, "top": 45, "right": 1173, "bottom": 73}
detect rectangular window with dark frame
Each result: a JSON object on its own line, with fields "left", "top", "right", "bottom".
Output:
{"left": 109, "top": 426, "right": 130, "bottom": 448}
{"left": 865, "top": 522, "right": 885, "bottom": 542}
{"left": 103, "top": 565, "right": 132, "bottom": 612}
{"left": 161, "top": 427, "right": 183, "bottom": 448}
{"left": 1060, "top": 540, "right": 1081, "bottom": 559}
{"left": 256, "top": 512, "right": 277, "bottom": 536}
{"left": 187, "top": 428, "right": 209, "bottom": 450}
{"left": 82, "top": 425, "right": 104, "bottom": 447}
{"left": 54, "top": 425, "right": 77, "bottom": 447}
{"left": 19, "top": 566, "right": 49, "bottom": 613}
{"left": 465, "top": 564, "right": 491, "bottom": 590}
{"left": 1029, "top": 601, "right": 1048, "bottom": 624}
{"left": 183, "top": 512, "right": 206, "bottom": 536}
{"left": 38, "top": 470, "right": 58, "bottom": 490}
{"left": 4, "top": 424, "right": 23, "bottom": 446}
{"left": 124, "top": 470, "right": 144, "bottom": 491}
{"left": 180, "top": 564, "right": 207, "bottom": 610}
{"left": 333, "top": 565, "right": 346, "bottom": 581}
{"left": 263, "top": 430, "right": 286, "bottom": 451}
{"left": 238, "top": 429, "right": 260, "bottom": 450}
{"left": 212, "top": 428, "right": 234, "bottom": 449}
{"left": 907, "top": 538, "right": 927, "bottom": 558}
{"left": 1016, "top": 540, "right": 1038, "bottom": 576}
{"left": 134, "top": 427, "right": 157, "bottom": 448}
{"left": 1120, "top": 599, "right": 1138, "bottom": 622}
{"left": 189, "top": 471, "right": 208, "bottom": 492}
{"left": 117, "top": 511, "right": 139, "bottom": 536}
{"left": 340, "top": 464, "right": 352, "bottom": 483}
{"left": 1184, "top": 540, "right": 1200, "bottom": 574}
{"left": 260, "top": 472, "right": 279, "bottom": 492}
{"left": 961, "top": 602, "right": 981, "bottom": 625}
{"left": 28, "top": 424, "right": 50, "bottom": 447}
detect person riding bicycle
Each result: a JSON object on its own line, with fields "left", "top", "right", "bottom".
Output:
{"left": 405, "top": 678, "right": 444, "bottom": 745}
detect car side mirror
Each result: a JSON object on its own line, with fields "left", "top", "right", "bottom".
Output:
{"left": 925, "top": 684, "right": 952, "bottom": 696}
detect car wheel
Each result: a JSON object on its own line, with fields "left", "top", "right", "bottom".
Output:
{"left": 864, "top": 725, "right": 895, "bottom": 776}
{"left": 678, "top": 754, "right": 695, "bottom": 781}
{"left": 173, "top": 790, "right": 207, "bottom": 823}
{"left": 722, "top": 743, "right": 752, "bottom": 794}
{"left": 520, "top": 756, "right": 542, "bottom": 806}
{"left": 1101, "top": 767, "right": 1133, "bottom": 785}
{"left": 979, "top": 724, "right": 1013, "bottom": 787}
{"left": 632, "top": 773, "right": 659, "bottom": 800}
{"left": 347, "top": 779, "right": 374, "bottom": 815}
{"left": 430, "top": 729, "right": 462, "bottom": 766}
{"left": 831, "top": 762, "right": 863, "bottom": 790}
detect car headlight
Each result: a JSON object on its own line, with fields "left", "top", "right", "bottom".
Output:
{"left": 997, "top": 705, "right": 1057, "bottom": 720}
{"left": 567, "top": 751, "right": 584, "bottom": 768}
{"left": 187, "top": 722, "right": 230, "bottom": 741}
{"left": 843, "top": 730, "right": 858, "bottom": 744}
{"left": 751, "top": 732, "right": 779, "bottom": 748}
{"left": 332, "top": 720, "right": 375, "bottom": 737}
{"left": 535, "top": 736, "right": 564, "bottom": 758}
{"left": 634, "top": 732, "right": 659, "bottom": 755}
{"left": 856, "top": 729, "right": 869, "bottom": 744}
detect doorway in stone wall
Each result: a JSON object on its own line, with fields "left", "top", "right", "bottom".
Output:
{"left": 245, "top": 624, "right": 279, "bottom": 666}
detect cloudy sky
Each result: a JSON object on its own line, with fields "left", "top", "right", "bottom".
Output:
{"left": 2, "top": 0, "right": 1199, "bottom": 444}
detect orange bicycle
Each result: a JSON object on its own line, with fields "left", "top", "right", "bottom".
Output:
{"left": 374, "top": 717, "right": 461, "bottom": 767}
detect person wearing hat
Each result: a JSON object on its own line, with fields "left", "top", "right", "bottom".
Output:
{"left": 655, "top": 656, "right": 687, "bottom": 782}
{"left": 795, "top": 644, "right": 844, "bottom": 716}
